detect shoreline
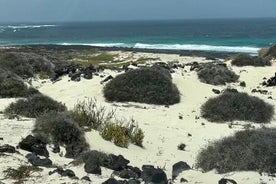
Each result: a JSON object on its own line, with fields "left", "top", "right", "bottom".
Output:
{"left": 0, "top": 44, "right": 248, "bottom": 59}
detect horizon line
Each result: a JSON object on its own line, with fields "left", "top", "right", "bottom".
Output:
{"left": 1, "top": 16, "right": 276, "bottom": 24}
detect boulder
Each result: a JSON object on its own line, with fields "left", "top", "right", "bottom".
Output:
{"left": 71, "top": 72, "right": 81, "bottom": 82}
{"left": 103, "top": 178, "right": 121, "bottom": 184}
{"left": 264, "top": 73, "right": 276, "bottom": 87}
{"left": 212, "top": 89, "right": 220, "bottom": 94}
{"left": 100, "top": 75, "right": 114, "bottom": 84}
{"left": 26, "top": 153, "right": 52, "bottom": 167}
{"left": 84, "top": 161, "right": 101, "bottom": 175}
{"left": 49, "top": 167, "right": 76, "bottom": 178}
{"left": 141, "top": 165, "right": 168, "bottom": 184}
{"left": 240, "top": 81, "right": 246, "bottom": 87}
{"left": 18, "top": 135, "right": 49, "bottom": 157}
{"left": 81, "top": 176, "right": 91, "bottom": 181}
{"left": 0, "top": 144, "right": 16, "bottom": 153}
{"left": 114, "top": 168, "right": 139, "bottom": 179}
{"left": 172, "top": 161, "right": 191, "bottom": 180}
{"left": 218, "top": 178, "right": 237, "bottom": 184}
{"left": 108, "top": 154, "right": 130, "bottom": 171}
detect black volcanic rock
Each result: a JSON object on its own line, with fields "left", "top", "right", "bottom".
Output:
{"left": 0, "top": 144, "right": 16, "bottom": 153}
{"left": 172, "top": 161, "right": 191, "bottom": 180}
{"left": 18, "top": 135, "right": 49, "bottom": 157}
{"left": 141, "top": 165, "right": 168, "bottom": 184}
{"left": 26, "top": 153, "right": 52, "bottom": 167}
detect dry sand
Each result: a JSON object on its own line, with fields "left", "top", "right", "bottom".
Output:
{"left": 1, "top": 51, "right": 276, "bottom": 183}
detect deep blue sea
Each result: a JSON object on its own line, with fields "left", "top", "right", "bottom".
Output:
{"left": 1, "top": 18, "right": 276, "bottom": 54}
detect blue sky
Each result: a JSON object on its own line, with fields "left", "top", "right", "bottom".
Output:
{"left": 0, "top": 0, "right": 276, "bottom": 22}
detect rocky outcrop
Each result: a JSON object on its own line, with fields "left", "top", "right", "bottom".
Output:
{"left": 18, "top": 135, "right": 49, "bottom": 157}
{"left": 26, "top": 153, "right": 52, "bottom": 167}
{"left": 141, "top": 165, "right": 168, "bottom": 184}
{"left": 0, "top": 144, "right": 16, "bottom": 153}
{"left": 172, "top": 161, "right": 191, "bottom": 180}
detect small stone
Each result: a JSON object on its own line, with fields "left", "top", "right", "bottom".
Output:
{"left": 177, "top": 143, "right": 186, "bottom": 151}
{"left": 180, "top": 178, "right": 188, "bottom": 183}
{"left": 188, "top": 133, "right": 192, "bottom": 137}
{"left": 81, "top": 176, "right": 91, "bottom": 181}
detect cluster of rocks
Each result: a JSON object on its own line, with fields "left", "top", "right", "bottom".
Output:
{"left": 52, "top": 64, "right": 98, "bottom": 82}
{"left": 262, "top": 73, "right": 276, "bottom": 87}
{"left": 2, "top": 134, "right": 196, "bottom": 183}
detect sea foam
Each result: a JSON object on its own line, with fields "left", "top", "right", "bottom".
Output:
{"left": 134, "top": 43, "right": 260, "bottom": 54}
{"left": 0, "top": 25, "right": 56, "bottom": 29}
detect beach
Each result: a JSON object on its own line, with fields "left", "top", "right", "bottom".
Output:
{"left": 0, "top": 46, "right": 276, "bottom": 183}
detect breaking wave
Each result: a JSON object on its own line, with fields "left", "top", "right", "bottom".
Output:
{"left": 134, "top": 43, "right": 260, "bottom": 54}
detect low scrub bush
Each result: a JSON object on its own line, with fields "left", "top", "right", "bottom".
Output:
{"left": 0, "top": 52, "right": 54, "bottom": 79}
{"left": 197, "top": 63, "right": 239, "bottom": 85}
{"left": 101, "top": 119, "right": 144, "bottom": 148}
{"left": 264, "top": 44, "right": 276, "bottom": 58}
{"left": 71, "top": 99, "right": 144, "bottom": 148}
{"left": 201, "top": 91, "right": 274, "bottom": 123}
{"left": 231, "top": 54, "right": 271, "bottom": 66}
{"left": 196, "top": 128, "right": 276, "bottom": 173}
{"left": 103, "top": 67, "right": 180, "bottom": 105}
{"left": 4, "top": 94, "right": 67, "bottom": 118}
{"left": 71, "top": 98, "right": 115, "bottom": 130}
{"left": 33, "top": 112, "right": 89, "bottom": 158}
{"left": 0, "top": 78, "right": 39, "bottom": 98}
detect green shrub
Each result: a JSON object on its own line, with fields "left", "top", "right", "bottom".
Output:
{"left": 0, "top": 78, "right": 39, "bottom": 98}
{"left": 201, "top": 91, "right": 274, "bottom": 123}
{"left": 38, "top": 72, "right": 49, "bottom": 79}
{"left": 33, "top": 112, "right": 89, "bottom": 158}
{"left": 4, "top": 94, "right": 67, "bottom": 118}
{"left": 71, "top": 98, "right": 115, "bottom": 130}
{"left": 71, "top": 99, "right": 144, "bottom": 148}
{"left": 258, "top": 48, "right": 269, "bottom": 58}
{"left": 103, "top": 67, "right": 180, "bottom": 105}
{"left": 196, "top": 128, "right": 276, "bottom": 173}
{"left": 197, "top": 63, "right": 239, "bottom": 85}
{"left": 0, "top": 52, "right": 54, "bottom": 79}
{"left": 264, "top": 44, "right": 276, "bottom": 58}
{"left": 101, "top": 123, "right": 131, "bottom": 148}
{"left": 101, "top": 119, "right": 144, "bottom": 148}
{"left": 231, "top": 54, "right": 271, "bottom": 67}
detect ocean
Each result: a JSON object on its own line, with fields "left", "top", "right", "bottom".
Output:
{"left": 0, "top": 18, "right": 276, "bottom": 55}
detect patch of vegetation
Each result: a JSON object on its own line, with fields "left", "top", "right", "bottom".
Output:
{"left": 231, "top": 54, "right": 271, "bottom": 67}
{"left": 101, "top": 119, "right": 144, "bottom": 148}
{"left": 264, "top": 44, "right": 276, "bottom": 58}
{"left": 71, "top": 99, "right": 144, "bottom": 148}
{"left": 4, "top": 94, "right": 67, "bottom": 118}
{"left": 71, "top": 98, "right": 115, "bottom": 130}
{"left": 103, "top": 67, "right": 180, "bottom": 105}
{"left": 0, "top": 79, "right": 39, "bottom": 98}
{"left": 196, "top": 128, "right": 276, "bottom": 173}
{"left": 201, "top": 91, "right": 274, "bottom": 123}
{"left": 38, "top": 72, "right": 49, "bottom": 79}
{"left": 197, "top": 63, "right": 239, "bottom": 85}
{"left": 258, "top": 48, "right": 269, "bottom": 58}
{"left": 3, "top": 165, "right": 42, "bottom": 184}
{"left": 0, "top": 52, "right": 54, "bottom": 79}
{"left": 33, "top": 112, "right": 89, "bottom": 157}
{"left": 70, "top": 52, "right": 119, "bottom": 67}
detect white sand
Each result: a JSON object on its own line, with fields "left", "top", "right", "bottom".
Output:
{"left": 1, "top": 51, "right": 276, "bottom": 183}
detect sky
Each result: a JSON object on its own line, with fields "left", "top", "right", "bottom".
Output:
{"left": 0, "top": 0, "right": 276, "bottom": 22}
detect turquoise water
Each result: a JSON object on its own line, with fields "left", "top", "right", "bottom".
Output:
{"left": 0, "top": 18, "right": 276, "bottom": 54}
